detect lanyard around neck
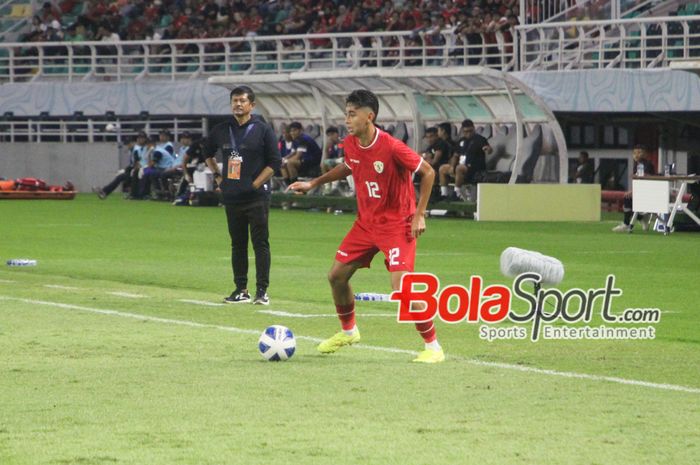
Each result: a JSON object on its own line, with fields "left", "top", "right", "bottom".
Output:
{"left": 228, "top": 123, "right": 255, "bottom": 153}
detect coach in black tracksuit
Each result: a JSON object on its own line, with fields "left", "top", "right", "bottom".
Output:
{"left": 203, "top": 85, "right": 281, "bottom": 305}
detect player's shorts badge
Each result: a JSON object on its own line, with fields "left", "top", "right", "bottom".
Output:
{"left": 373, "top": 161, "right": 384, "bottom": 173}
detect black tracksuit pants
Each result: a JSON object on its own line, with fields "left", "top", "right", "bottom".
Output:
{"left": 225, "top": 200, "right": 270, "bottom": 292}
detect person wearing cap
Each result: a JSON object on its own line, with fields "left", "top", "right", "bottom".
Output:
{"left": 202, "top": 85, "right": 281, "bottom": 305}
{"left": 95, "top": 131, "right": 149, "bottom": 199}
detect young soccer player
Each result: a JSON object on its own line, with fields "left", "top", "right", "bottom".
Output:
{"left": 287, "top": 89, "right": 444, "bottom": 363}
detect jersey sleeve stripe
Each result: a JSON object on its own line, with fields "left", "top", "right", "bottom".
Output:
{"left": 412, "top": 159, "right": 422, "bottom": 174}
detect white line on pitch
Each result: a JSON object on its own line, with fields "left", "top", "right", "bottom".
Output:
{"left": 0, "top": 279, "right": 16, "bottom": 283}
{"left": 258, "top": 310, "right": 395, "bottom": 318}
{"left": 178, "top": 299, "right": 226, "bottom": 307}
{"left": 571, "top": 251, "right": 653, "bottom": 254}
{"left": 1, "top": 295, "right": 698, "bottom": 395}
{"left": 44, "top": 284, "right": 80, "bottom": 290}
{"left": 107, "top": 291, "right": 146, "bottom": 299}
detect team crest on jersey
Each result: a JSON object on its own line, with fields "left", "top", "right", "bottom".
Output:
{"left": 373, "top": 161, "right": 384, "bottom": 173}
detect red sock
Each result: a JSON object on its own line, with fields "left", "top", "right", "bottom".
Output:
{"left": 336, "top": 304, "right": 356, "bottom": 331}
{"left": 415, "top": 321, "right": 436, "bottom": 343}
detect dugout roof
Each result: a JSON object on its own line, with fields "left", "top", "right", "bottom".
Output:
{"left": 209, "top": 67, "right": 568, "bottom": 184}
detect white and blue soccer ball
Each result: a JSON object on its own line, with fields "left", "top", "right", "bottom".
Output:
{"left": 258, "top": 325, "right": 296, "bottom": 361}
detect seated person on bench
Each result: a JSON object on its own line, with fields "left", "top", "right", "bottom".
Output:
{"left": 281, "top": 122, "right": 322, "bottom": 185}
{"left": 438, "top": 119, "right": 491, "bottom": 201}
{"left": 612, "top": 144, "right": 656, "bottom": 233}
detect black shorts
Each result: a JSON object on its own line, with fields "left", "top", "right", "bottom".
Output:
{"left": 299, "top": 160, "right": 321, "bottom": 177}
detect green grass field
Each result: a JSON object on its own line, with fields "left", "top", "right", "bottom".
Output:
{"left": 0, "top": 196, "right": 698, "bottom": 465}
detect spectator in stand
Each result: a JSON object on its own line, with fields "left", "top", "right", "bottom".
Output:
{"left": 39, "top": 1, "right": 61, "bottom": 24}
{"left": 281, "top": 122, "right": 322, "bottom": 185}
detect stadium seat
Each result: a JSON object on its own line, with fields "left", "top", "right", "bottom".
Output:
{"left": 9, "top": 4, "right": 31, "bottom": 17}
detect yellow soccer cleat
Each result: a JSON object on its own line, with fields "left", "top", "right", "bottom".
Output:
{"left": 412, "top": 348, "right": 445, "bottom": 363}
{"left": 317, "top": 330, "right": 361, "bottom": 354}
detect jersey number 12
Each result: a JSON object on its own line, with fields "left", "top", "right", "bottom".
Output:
{"left": 365, "top": 181, "right": 381, "bottom": 198}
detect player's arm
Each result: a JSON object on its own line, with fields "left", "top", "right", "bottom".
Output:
{"left": 254, "top": 125, "right": 282, "bottom": 190}
{"left": 412, "top": 159, "right": 434, "bottom": 238}
{"left": 286, "top": 163, "right": 351, "bottom": 193}
{"left": 483, "top": 142, "right": 493, "bottom": 155}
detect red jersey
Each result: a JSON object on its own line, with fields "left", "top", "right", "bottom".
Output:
{"left": 343, "top": 128, "right": 422, "bottom": 227}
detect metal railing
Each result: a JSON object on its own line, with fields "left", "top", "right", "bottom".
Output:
{"left": 0, "top": 117, "right": 207, "bottom": 143}
{"left": 0, "top": 30, "right": 515, "bottom": 83}
{"left": 2, "top": 15, "right": 700, "bottom": 81}
{"left": 518, "top": 15, "right": 700, "bottom": 70}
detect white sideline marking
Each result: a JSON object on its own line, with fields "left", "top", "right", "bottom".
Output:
{"left": 572, "top": 251, "right": 652, "bottom": 254}
{"left": 1, "top": 295, "right": 698, "bottom": 394}
{"left": 107, "top": 291, "right": 146, "bottom": 299}
{"left": 258, "top": 310, "right": 395, "bottom": 318}
{"left": 0, "top": 279, "right": 16, "bottom": 283}
{"left": 178, "top": 299, "right": 225, "bottom": 307}
{"left": 44, "top": 284, "right": 80, "bottom": 290}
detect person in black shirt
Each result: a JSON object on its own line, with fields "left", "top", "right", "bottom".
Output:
{"left": 438, "top": 119, "right": 492, "bottom": 201}
{"left": 574, "top": 151, "right": 595, "bottom": 184}
{"left": 421, "top": 126, "right": 451, "bottom": 169}
{"left": 612, "top": 144, "right": 656, "bottom": 233}
{"left": 437, "top": 121, "right": 457, "bottom": 163}
{"left": 203, "top": 86, "right": 282, "bottom": 304}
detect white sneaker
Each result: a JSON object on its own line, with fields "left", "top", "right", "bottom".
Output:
{"left": 612, "top": 223, "right": 631, "bottom": 233}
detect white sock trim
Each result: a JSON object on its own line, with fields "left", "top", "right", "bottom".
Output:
{"left": 343, "top": 325, "right": 358, "bottom": 336}
{"left": 425, "top": 340, "right": 441, "bottom": 351}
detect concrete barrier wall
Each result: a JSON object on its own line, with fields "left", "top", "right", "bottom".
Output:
{"left": 476, "top": 184, "right": 601, "bottom": 221}
{"left": 0, "top": 143, "right": 120, "bottom": 192}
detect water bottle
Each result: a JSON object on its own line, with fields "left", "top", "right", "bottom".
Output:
{"left": 6, "top": 259, "right": 37, "bottom": 267}
{"left": 636, "top": 163, "right": 645, "bottom": 177}
{"left": 354, "top": 292, "right": 390, "bottom": 302}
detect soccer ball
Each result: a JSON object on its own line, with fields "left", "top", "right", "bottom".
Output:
{"left": 105, "top": 123, "right": 117, "bottom": 132}
{"left": 258, "top": 325, "right": 296, "bottom": 361}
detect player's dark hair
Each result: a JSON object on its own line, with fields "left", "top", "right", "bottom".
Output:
{"left": 289, "top": 121, "right": 303, "bottom": 130}
{"left": 230, "top": 85, "right": 255, "bottom": 103}
{"left": 326, "top": 126, "right": 339, "bottom": 135}
{"left": 580, "top": 151, "right": 589, "bottom": 159}
{"left": 346, "top": 89, "right": 379, "bottom": 121}
{"left": 425, "top": 127, "right": 438, "bottom": 135}
{"left": 461, "top": 119, "right": 475, "bottom": 128}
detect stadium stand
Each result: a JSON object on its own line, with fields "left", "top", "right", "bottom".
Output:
{"left": 1, "top": 0, "right": 700, "bottom": 218}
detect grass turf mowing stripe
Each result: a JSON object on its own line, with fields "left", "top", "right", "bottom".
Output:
{"left": 106, "top": 291, "right": 147, "bottom": 298}
{"left": 2, "top": 294, "right": 698, "bottom": 394}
